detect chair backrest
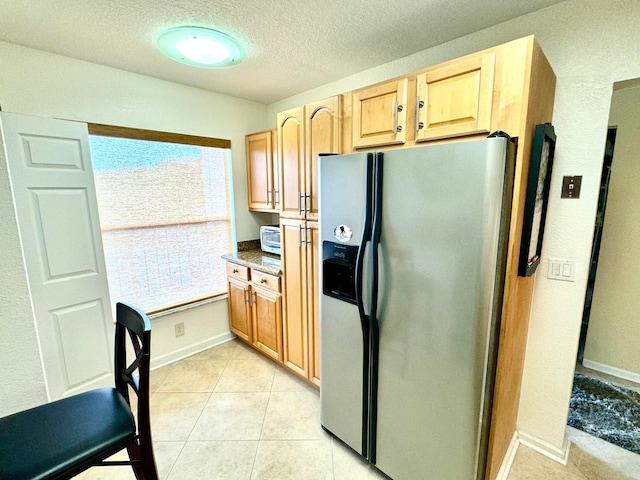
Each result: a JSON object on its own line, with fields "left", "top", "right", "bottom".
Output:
{"left": 114, "top": 302, "right": 152, "bottom": 438}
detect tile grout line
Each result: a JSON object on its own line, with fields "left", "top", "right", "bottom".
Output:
{"left": 249, "top": 365, "right": 276, "bottom": 479}
{"left": 164, "top": 342, "right": 236, "bottom": 479}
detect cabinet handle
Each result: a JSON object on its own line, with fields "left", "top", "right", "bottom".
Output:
{"left": 274, "top": 189, "right": 280, "bottom": 206}
{"left": 233, "top": 268, "right": 238, "bottom": 274}
{"left": 299, "top": 225, "right": 304, "bottom": 246}
{"left": 305, "top": 193, "right": 311, "bottom": 213}
{"left": 243, "top": 289, "right": 249, "bottom": 304}
{"left": 416, "top": 96, "right": 425, "bottom": 131}
{"left": 394, "top": 100, "right": 404, "bottom": 134}
{"left": 267, "top": 188, "right": 272, "bottom": 205}
{"left": 298, "top": 192, "right": 303, "bottom": 215}
{"left": 251, "top": 291, "right": 256, "bottom": 305}
{"left": 305, "top": 226, "right": 312, "bottom": 246}
{"left": 260, "top": 278, "right": 266, "bottom": 284}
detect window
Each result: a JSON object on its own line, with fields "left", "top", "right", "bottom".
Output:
{"left": 88, "top": 124, "right": 233, "bottom": 313}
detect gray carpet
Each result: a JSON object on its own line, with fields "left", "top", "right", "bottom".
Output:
{"left": 568, "top": 372, "right": 640, "bottom": 454}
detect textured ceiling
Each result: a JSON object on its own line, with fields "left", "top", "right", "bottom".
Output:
{"left": 0, "top": 0, "right": 566, "bottom": 104}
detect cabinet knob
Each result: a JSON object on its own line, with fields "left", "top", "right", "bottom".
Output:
{"left": 260, "top": 278, "right": 266, "bottom": 284}
{"left": 233, "top": 268, "right": 238, "bottom": 273}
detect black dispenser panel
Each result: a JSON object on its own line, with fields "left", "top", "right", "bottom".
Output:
{"left": 323, "top": 241, "right": 358, "bottom": 305}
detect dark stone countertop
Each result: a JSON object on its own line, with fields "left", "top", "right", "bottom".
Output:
{"left": 222, "top": 249, "right": 282, "bottom": 276}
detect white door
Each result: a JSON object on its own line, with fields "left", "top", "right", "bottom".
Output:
{"left": 1, "top": 112, "right": 114, "bottom": 400}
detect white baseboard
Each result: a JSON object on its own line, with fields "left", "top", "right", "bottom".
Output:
{"left": 493, "top": 429, "right": 571, "bottom": 479}
{"left": 494, "top": 431, "right": 519, "bottom": 480}
{"left": 518, "top": 430, "right": 571, "bottom": 466}
{"left": 582, "top": 358, "right": 640, "bottom": 385}
{"left": 150, "top": 331, "right": 236, "bottom": 370}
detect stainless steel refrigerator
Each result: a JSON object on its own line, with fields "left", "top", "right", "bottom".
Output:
{"left": 318, "top": 135, "right": 516, "bottom": 480}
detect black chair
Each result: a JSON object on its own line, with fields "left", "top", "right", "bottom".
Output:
{"left": 0, "top": 302, "right": 159, "bottom": 479}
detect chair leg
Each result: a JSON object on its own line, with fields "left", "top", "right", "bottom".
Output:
{"left": 127, "top": 440, "right": 159, "bottom": 480}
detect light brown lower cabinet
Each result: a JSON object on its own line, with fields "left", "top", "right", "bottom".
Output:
{"left": 226, "top": 263, "right": 283, "bottom": 362}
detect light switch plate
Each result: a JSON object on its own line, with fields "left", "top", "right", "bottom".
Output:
{"left": 548, "top": 258, "right": 576, "bottom": 282}
{"left": 561, "top": 176, "right": 582, "bottom": 198}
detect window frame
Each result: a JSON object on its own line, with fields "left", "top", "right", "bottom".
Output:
{"left": 88, "top": 123, "right": 233, "bottom": 315}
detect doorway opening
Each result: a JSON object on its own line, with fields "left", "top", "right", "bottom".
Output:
{"left": 576, "top": 126, "right": 617, "bottom": 362}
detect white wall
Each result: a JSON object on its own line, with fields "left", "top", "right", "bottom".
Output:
{"left": 0, "top": 41, "right": 270, "bottom": 414}
{"left": 583, "top": 84, "right": 640, "bottom": 376}
{"left": 266, "top": 0, "right": 640, "bottom": 459}
{"left": 0, "top": 41, "right": 271, "bottom": 243}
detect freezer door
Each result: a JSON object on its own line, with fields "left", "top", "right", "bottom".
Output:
{"left": 318, "top": 153, "right": 369, "bottom": 455}
{"left": 373, "top": 138, "right": 508, "bottom": 480}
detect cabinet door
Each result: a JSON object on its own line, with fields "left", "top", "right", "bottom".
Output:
{"left": 416, "top": 51, "right": 495, "bottom": 142}
{"left": 305, "top": 96, "right": 341, "bottom": 221}
{"left": 352, "top": 78, "right": 408, "bottom": 149}
{"left": 306, "top": 222, "right": 320, "bottom": 386}
{"left": 228, "top": 277, "right": 252, "bottom": 342}
{"left": 252, "top": 286, "right": 283, "bottom": 362}
{"left": 281, "top": 218, "right": 308, "bottom": 377}
{"left": 278, "top": 107, "right": 305, "bottom": 219}
{"left": 246, "top": 130, "right": 274, "bottom": 211}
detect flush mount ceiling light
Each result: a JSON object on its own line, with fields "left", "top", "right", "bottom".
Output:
{"left": 157, "top": 27, "right": 245, "bottom": 68}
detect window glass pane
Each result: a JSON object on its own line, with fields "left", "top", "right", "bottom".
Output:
{"left": 89, "top": 135, "right": 232, "bottom": 312}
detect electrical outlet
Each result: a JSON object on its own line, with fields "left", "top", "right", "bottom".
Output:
{"left": 174, "top": 322, "right": 185, "bottom": 337}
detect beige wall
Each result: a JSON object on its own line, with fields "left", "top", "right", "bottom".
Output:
{"left": 583, "top": 84, "right": 640, "bottom": 376}
{"left": 0, "top": 41, "right": 270, "bottom": 415}
{"left": 266, "top": 0, "right": 640, "bottom": 460}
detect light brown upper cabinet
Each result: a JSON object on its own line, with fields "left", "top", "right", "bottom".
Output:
{"left": 352, "top": 78, "right": 408, "bottom": 149}
{"left": 416, "top": 51, "right": 495, "bottom": 142}
{"left": 305, "top": 96, "right": 341, "bottom": 221}
{"left": 278, "top": 96, "right": 341, "bottom": 220}
{"left": 278, "top": 107, "right": 305, "bottom": 219}
{"left": 246, "top": 129, "right": 280, "bottom": 212}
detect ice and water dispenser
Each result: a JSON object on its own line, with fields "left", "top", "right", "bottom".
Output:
{"left": 322, "top": 241, "right": 358, "bottom": 305}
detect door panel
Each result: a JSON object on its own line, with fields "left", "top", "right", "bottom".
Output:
{"left": 352, "top": 79, "right": 407, "bottom": 149}
{"left": 246, "top": 131, "right": 272, "bottom": 211}
{"left": 52, "top": 300, "right": 111, "bottom": 386}
{"left": 31, "top": 189, "right": 99, "bottom": 277}
{"left": 1, "top": 112, "right": 114, "bottom": 399}
{"left": 305, "top": 96, "right": 341, "bottom": 220}
{"left": 278, "top": 107, "right": 305, "bottom": 219}
{"left": 228, "top": 278, "right": 252, "bottom": 342}
{"left": 416, "top": 52, "right": 495, "bottom": 142}
{"left": 281, "top": 218, "right": 307, "bottom": 376}
{"left": 252, "top": 287, "right": 282, "bottom": 361}
{"left": 373, "top": 140, "right": 507, "bottom": 480}
{"left": 318, "top": 153, "right": 369, "bottom": 454}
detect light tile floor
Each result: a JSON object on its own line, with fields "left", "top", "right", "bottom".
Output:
{"left": 76, "top": 340, "right": 640, "bottom": 479}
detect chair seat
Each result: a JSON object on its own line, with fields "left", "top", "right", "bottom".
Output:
{"left": 0, "top": 387, "right": 136, "bottom": 480}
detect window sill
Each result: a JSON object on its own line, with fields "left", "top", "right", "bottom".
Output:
{"left": 147, "top": 293, "right": 228, "bottom": 320}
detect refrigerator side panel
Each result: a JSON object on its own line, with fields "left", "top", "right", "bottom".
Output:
{"left": 318, "top": 153, "right": 368, "bottom": 455}
{"left": 373, "top": 139, "right": 508, "bottom": 480}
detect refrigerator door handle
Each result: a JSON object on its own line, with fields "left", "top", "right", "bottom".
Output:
{"left": 367, "top": 152, "right": 384, "bottom": 463}
{"left": 355, "top": 153, "right": 375, "bottom": 324}
{"left": 354, "top": 151, "right": 375, "bottom": 455}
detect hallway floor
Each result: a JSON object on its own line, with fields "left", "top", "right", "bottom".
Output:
{"left": 76, "top": 339, "right": 640, "bottom": 479}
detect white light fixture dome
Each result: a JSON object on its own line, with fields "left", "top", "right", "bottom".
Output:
{"left": 157, "top": 27, "right": 245, "bottom": 68}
